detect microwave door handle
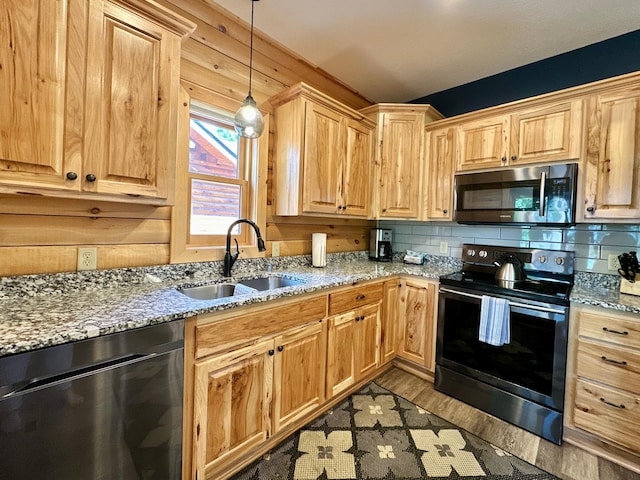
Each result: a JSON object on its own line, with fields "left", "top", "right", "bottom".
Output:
{"left": 539, "top": 171, "right": 547, "bottom": 217}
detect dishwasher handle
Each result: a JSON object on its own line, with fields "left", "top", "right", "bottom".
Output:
{"left": 2, "top": 352, "right": 155, "bottom": 399}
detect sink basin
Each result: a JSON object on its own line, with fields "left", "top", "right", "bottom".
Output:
{"left": 238, "top": 276, "right": 303, "bottom": 291}
{"left": 178, "top": 283, "right": 238, "bottom": 300}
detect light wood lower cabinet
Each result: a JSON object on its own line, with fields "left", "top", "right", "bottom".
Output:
{"left": 192, "top": 339, "right": 273, "bottom": 476}
{"left": 273, "top": 321, "right": 327, "bottom": 432}
{"left": 192, "top": 320, "right": 325, "bottom": 479}
{"left": 326, "top": 303, "right": 380, "bottom": 397}
{"left": 380, "top": 279, "right": 401, "bottom": 364}
{"left": 397, "top": 278, "right": 437, "bottom": 370}
{"left": 569, "top": 305, "right": 640, "bottom": 454}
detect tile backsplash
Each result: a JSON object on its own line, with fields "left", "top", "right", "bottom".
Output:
{"left": 380, "top": 221, "right": 640, "bottom": 274}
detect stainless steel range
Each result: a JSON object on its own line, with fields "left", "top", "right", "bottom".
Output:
{"left": 436, "top": 244, "right": 575, "bottom": 445}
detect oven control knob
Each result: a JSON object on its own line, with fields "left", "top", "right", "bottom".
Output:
{"left": 538, "top": 255, "right": 547, "bottom": 264}
{"left": 555, "top": 257, "right": 565, "bottom": 265}
{"left": 467, "top": 249, "right": 476, "bottom": 257}
{"left": 479, "top": 250, "right": 487, "bottom": 258}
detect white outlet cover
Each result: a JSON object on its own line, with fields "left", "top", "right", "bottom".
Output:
{"left": 77, "top": 247, "right": 98, "bottom": 271}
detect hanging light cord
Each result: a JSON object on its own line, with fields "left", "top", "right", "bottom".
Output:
{"left": 248, "top": 0, "right": 257, "bottom": 98}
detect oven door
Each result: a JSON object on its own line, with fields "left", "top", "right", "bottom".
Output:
{"left": 436, "top": 286, "right": 569, "bottom": 412}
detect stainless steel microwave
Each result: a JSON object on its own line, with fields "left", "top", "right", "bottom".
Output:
{"left": 454, "top": 163, "right": 578, "bottom": 226}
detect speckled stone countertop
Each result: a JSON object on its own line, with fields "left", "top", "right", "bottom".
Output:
{"left": 1, "top": 252, "right": 638, "bottom": 358}
{"left": 0, "top": 253, "right": 458, "bottom": 358}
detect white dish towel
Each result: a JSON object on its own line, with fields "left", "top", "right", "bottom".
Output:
{"left": 479, "top": 295, "right": 511, "bottom": 346}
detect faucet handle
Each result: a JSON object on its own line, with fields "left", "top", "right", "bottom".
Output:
{"left": 233, "top": 238, "right": 240, "bottom": 258}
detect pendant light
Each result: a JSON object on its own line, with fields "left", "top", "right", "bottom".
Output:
{"left": 234, "top": 0, "right": 264, "bottom": 139}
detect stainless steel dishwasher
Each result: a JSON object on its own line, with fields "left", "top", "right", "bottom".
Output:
{"left": 0, "top": 319, "right": 184, "bottom": 480}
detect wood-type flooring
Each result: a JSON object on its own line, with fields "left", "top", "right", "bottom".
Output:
{"left": 376, "top": 368, "right": 640, "bottom": 480}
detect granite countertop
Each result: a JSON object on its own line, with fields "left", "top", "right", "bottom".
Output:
{"left": 2, "top": 254, "right": 639, "bottom": 358}
{"left": 0, "top": 258, "right": 454, "bottom": 358}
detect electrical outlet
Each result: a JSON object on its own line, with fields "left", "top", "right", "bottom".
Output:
{"left": 608, "top": 254, "right": 621, "bottom": 271}
{"left": 77, "top": 247, "right": 98, "bottom": 271}
{"left": 271, "top": 241, "right": 280, "bottom": 257}
{"left": 439, "top": 241, "right": 448, "bottom": 254}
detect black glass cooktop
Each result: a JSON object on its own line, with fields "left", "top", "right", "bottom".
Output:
{"left": 439, "top": 270, "right": 573, "bottom": 305}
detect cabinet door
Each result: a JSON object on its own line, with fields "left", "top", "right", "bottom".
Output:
{"left": 380, "top": 279, "right": 401, "bottom": 365}
{"left": 84, "top": 0, "right": 182, "bottom": 200}
{"left": 0, "top": 0, "right": 83, "bottom": 191}
{"left": 510, "top": 101, "right": 583, "bottom": 165}
{"left": 424, "top": 127, "right": 455, "bottom": 220}
{"left": 273, "top": 321, "right": 326, "bottom": 431}
{"left": 192, "top": 340, "right": 273, "bottom": 478}
{"left": 379, "top": 113, "right": 423, "bottom": 218}
{"left": 341, "top": 119, "right": 372, "bottom": 217}
{"left": 355, "top": 303, "right": 380, "bottom": 379}
{"left": 302, "top": 101, "right": 342, "bottom": 214}
{"left": 583, "top": 89, "right": 640, "bottom": 220}
{"left": 398, "top": 278, "right": 436, "bottom": 369}
{"left": 326, "top": 311, "right": 356, "bottom": 397}
{"left": 456, "top": 115, "right": 509, "bottom": 171}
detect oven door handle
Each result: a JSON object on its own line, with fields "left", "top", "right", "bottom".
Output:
{"left": 439, "top": 287, "right": 566, "bottom": 314}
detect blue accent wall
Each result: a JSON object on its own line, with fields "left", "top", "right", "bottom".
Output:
{"left": 412, "top": 29, "right": 640, "bottom": 117}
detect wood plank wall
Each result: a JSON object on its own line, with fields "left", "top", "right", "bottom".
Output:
{"left": 0, "top": 0, "right": 374, "bottom": 277}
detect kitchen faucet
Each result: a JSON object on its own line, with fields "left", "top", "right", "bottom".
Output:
{"left": 223, "top": 219, "right": 266, "bottom": 277}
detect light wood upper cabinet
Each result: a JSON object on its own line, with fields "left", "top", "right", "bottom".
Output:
{"left": 582, "top": 86, "right": 640, "bottom": 220}
{"left": 457, "top": 115, "right": 509, "bottom": 171}
{"left": 271, "top": 82, "right": 375, "bottom": 218}
{"left": 84, "top": 0, "right": 190, "bottom": 201}
{"left": 456, "top": 101, "right": 583, "bottom": 172}
{"left": 361, "top": 104, "right": 443, "bottom": 219}
{"left": 423, "top": 126, "right": 455, "bottom": 220}
{"left": 0, "top": 0, "right": 83, "bottom": 191}
{"left": 510, "top": 101, "right": 583, "bottom": 165}
{"left": 0, "top": 0, "right": 194, "bottom": 203}
{"left": 397, "top": 278, "right": 437, "bottom": 370}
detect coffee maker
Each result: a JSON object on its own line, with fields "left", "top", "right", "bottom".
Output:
{"left": 369, "top": 228, "right": 393, "bottom": 262}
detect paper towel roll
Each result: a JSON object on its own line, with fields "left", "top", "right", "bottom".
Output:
{"left": 312, "top": 233, "right": 327, "bottom": 267}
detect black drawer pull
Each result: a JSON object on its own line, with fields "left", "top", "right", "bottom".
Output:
{"left": 355, "top": 294, "right": 366, "bottom": 300}
{"left": 601, "top": 356, "right": 627, "bottom": 366}
{"left": 600, "top": 397, "right": 625, "bottom": 409}
{"left": 602, "top": 327, "right": 629, "bottom": 336}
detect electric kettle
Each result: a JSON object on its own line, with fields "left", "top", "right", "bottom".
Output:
{"left": 494, "top": 254, "right": 526, "bottom": 287}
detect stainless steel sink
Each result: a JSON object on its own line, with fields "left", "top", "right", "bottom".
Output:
{"left": 238, "top": 276, "right": 302, "bottom": 291}
{"left": 178, "top": 283, "right": 238, "bottom": 300}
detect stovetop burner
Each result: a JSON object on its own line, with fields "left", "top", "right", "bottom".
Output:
{"left": 440, "top": 244, "right": 575, "bottom": 305}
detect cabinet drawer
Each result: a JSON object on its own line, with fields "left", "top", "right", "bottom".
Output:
{"left": 577, "top": 339, "right": 640, "bottom": 395}
{"left": 196, "top": 296, "right": 326, "bottom": 358}
{"left": 574, "top": 378, "right": 640, "bottom": 452}
{"left": 328, "top": 282, "right": 383, "bottom": 315}
{"left": 578, "top": 309, "right": 640, "bottom": 349}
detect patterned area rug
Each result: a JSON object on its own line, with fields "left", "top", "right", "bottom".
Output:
{"left": 231, "top": 382, "right": 558, "bottom": 480}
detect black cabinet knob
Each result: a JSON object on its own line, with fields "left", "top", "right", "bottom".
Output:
{"left": 586, "top": 206, "right": 595, "bottom": 213}
{"left": 66, "top": 172, "right": 78, "bottom": 180}
{"left": 443, "top": 209, "right": 448, "bottom": 214}
{"left": 501, "top": 156, "right": 507, "bottom": 162}
{"left": 277, "top": 345, "right": 284, "bottom": 352}
{"left": 511, "top": 155, "right": 517, "bottom": 161}
{"left": 268, "top": 349, "right": 275, "bottom": 356}
{"left": 86, "top": 173, "right": 97, "bottom": 182}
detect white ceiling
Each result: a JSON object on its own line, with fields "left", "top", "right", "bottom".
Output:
{"left": 214, "top": 0, "right": 640, "bottom": 103}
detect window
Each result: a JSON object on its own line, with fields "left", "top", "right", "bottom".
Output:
{"left": 171, "top": 88, "right": 267, "bottom": 264}
{"left": 188, "top": 103, "right": 249, "bottom": 244}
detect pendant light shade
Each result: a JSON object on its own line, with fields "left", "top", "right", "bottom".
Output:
{"left": 234, "top": 0, "right": 264, "bottom": 139}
